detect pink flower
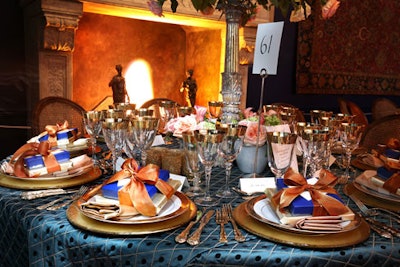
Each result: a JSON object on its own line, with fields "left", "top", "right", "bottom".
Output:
{"left": 243, "top": 107, "right": 256, "bottom": 119}
{"left": 165, "top": 116, "right": 197, "bottom": 134}
{"left": 322, "top": 0, "right": 340, "bottom": 19}
{"left": 244, "top": 122, "right": 267, "bottom": 146}
{"left": 194, "top": 105, "right": 207, "bottom": 122}
{"left": 147, "top": 0, "right": 164, "bottom": 17}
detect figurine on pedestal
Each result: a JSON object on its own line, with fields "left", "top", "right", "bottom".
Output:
{"left": 180, "top": 69, "right": 197, "bottom": 107}
{"left": 109, "top": 64, "right": 130, "bottom": 104}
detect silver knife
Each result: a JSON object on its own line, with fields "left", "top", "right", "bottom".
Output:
{"left": 187, "top": 210, "right": 214, "bottom": 246}
{"left": 21, "top": 189, "right": 77, "bottom": 200}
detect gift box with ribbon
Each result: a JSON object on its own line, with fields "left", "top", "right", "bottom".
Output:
{"left": 102, "top": 169, "right": 170, "bottom": 200}
{"left": 38, "top": 128, "right": 78, "bottom": 146}
{"left": 267, "top": 168, "right": 354, "bottom": 226}
{"left": 24, "top": 149, "right": 72, "bottom": 177}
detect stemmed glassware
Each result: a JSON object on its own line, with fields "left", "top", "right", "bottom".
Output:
{"left": 82, "top": 110, "right": 103, "bottom": 165}
{"left": 159, "top": 100, "right": 176, "bottom": 131}
{"left": 208, "top": 101, "right": 223, "bottom": 119}
{"left": 102, "top": 116, "right": 128, "bottom": 173}
{"left": 181, "top": 131, "right": 205, "bottom": 197}
{"left": 128, "top": 117, "right": 159, "bottom": 167}
{"left": 266, "top": 132, "right": 298, "bottom": 181}
{"left": 216, "top": 124, "right": 246, "bottom": 198}
{"left": 339, "top": 123, "right": 365, "bottom": 184}
{"left": 194, "top": 129, "right": 224, "bottom": 206}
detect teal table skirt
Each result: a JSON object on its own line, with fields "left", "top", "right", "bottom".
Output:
{"left": 1, "top": 164, "right": 400, "bottom": 266}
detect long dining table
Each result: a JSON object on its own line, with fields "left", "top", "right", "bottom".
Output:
{"left": 1, "top": 140, "right": 400, "bottom": 267}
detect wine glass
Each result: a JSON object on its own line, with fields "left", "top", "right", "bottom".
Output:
{"left": 194, "top": 129, "right": 224, "bottom": 206}
{"left": 82, "top": 110, "right": 103, "bottom": 165}
{"left": 216, "top": 124, "right": 246, "bottom": 198}
{"left": 159, "top": 100, "right": 176, "bottom": 132}
{"left": 181, "top": 131, "right": 205, "bottom": 197}
{"left": 339, "top": 123, "right": 365, "bottom": 184}
{"left": 266, "top": 132, "right": 298, "bottom": 181}
{"left": 208, "top": 101, "right": 223, "bottom": 119}
{"left": 102, "top": 118, "right": 128, "bottom": 173}
{"left": 129, "top": 117, "right": 159, "bottom": 167}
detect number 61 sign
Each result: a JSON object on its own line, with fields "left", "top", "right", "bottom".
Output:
{"left": 252, "top": 21, "right": 284, "bottom": 76}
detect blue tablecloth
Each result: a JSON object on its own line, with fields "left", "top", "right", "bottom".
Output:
{"left": 1, "top": 152, "right": 400, "bottom": 266}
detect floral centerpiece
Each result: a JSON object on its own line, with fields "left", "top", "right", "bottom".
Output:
{"left": 147, "top": 0, "right": 341, "bottom": 25}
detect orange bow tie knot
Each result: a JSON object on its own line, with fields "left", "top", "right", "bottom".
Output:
{"left": 272, "top": 168, "right": 348, "bottom": 216}
{"left": 102, "top": 158, "right": 175, "bottom": 217}
{"left": 42, "top": 120, "right": 70, "bottom": 145}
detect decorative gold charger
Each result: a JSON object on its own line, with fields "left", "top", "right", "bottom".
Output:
{"left": 66, "top": 191, "right": 197, "bottom": 235}
{"left": 233, "top": 199, "right": 370, "bottom": 249}
{"left": 345, "top": 183, "right": 400, "bottom": 212}
{"left": 0, "top": 167, "right": 102, "bottom": 190}
{"left": 245, "top": 195, "right": 362, "bottom": 235}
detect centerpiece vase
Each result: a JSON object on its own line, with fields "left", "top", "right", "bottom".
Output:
{"left": 236, "top": 144, "right": 268, "bottom": 174}
{"left": 221, "top": 8, "right": 242, "bottom": 124}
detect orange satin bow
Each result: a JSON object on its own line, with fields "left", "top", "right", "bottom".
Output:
{"left": 41, "top": 120, "right": 71, "bottom": 145}
{"left": 10, "top": 141, "right": 60, "bottom": 178}
{"left": 383, "top": 172, "right": 400, "bottom": 194}
{"left": 87, "top": 159, "right": 175, "bottom": 217}
{"left": 272, "top": 168, "right": 348, "bottom": 216}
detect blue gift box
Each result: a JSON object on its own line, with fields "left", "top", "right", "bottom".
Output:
{"left": 102, "top": 169, "right": 170, "bottom": 200}
{"left": 38, "top": 128, "right": 78, "bottom": 143}
{"left": 384, "top": 149, "right": 400, "bottom": 159}
{"left": 24, "top": 149, "right": 70, "bottom": 169}
{"left": 377, "top": 166, "right": 395, "bottom": 180}
{"left": 275, "top": 178, "right": 344, "bottom": 215}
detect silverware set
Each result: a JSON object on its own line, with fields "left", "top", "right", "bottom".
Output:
{"left": 344, "top": 186, "right": 400, "bottom": 239}
{"left": 175, "top": 204, "right": 246, "bottom": 245}
{"left": 34, "top": 185, "right": 89, "bottom": 211}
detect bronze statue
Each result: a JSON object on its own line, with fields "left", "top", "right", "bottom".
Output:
{"left": 109, "top": 64, "right": 130, "bottom": 104}
{"left": 180, "top": 69, "right": 197, "bottom": 107}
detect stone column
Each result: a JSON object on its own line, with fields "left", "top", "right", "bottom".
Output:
{"left": 20, "top": 0, "right": 82, "bottom": 115}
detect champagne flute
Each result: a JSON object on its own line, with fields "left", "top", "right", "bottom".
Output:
{"left": 82, "top": 110, "right": 103, "bottom": 165}
{"left": 266, "top": 132, "right": 297, "bottom": 181}
{"left": 102, "top": 118, "right": 128, "bottom": 173}
{"left": 181, "top": 131, "right": 205, "bottom": 197}
{"left": 194, "top": 129, "right": 224, "bottom": 206}
{"left": 216, "top": 124, "right": 246, "bottom": 198}
{"left": 339, "top": 123, "right": 365, "bottom": 184}
{"left": 129, "top": 117, "right": 159, "bottom": 167}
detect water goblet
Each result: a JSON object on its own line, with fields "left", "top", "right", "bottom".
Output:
{"left": 129, "top": 117, "right": 159, "bottom": 167}
{"left": 82, "top": 110, "right": 103, "bottom": 165}
{"left": 159, "top": 100, "right": 176, "bottom": 131}
{"left": 339, "top": 123, "right": 365, "bottom": 184}
{"left": 102, "top": 118, "right": 128, "bottom": 173}
{"left": 216, "top": 124, "right": 246, "bottom": 198}
{"left": 266, "top": 132, "right": 298, "bottom": 181}
{"left": 181, "top": 131, "right": 205, "bottom": 197}
{"left": 208, "top": 101, "right": 223, "bottom": 119}
{"left": 194, "top": 129, "right": 225, "bottom": 206}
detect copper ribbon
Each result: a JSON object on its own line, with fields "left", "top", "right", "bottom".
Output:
{"left": 383, "top": 172, "right": 400, "bottom": 194}
{"left": 272, "top": 168, "right": 348, "bottom": 216}
{"left": 85, "top": 158, "right": 175, "bottom": 217}
{"left": 10, "top": 141, "right": 60, "bottom": 178}
{"left": 41, "top": 120, "right": 71, "bottom": 145}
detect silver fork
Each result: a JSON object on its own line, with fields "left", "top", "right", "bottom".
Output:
{"left": 223, "top": 204, "right": 245, "bottom": 242}
{"left": 36, "top": 185, "right": 88, "bottom": 210}
{"left": 215, "top": 209, "right": 228, "bottom": 243}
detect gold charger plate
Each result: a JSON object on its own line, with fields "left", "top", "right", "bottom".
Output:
{"left": 345, "top": 183, "right": 400, "bottom": 212}
{"left": 80, "top": 193, "right": 189, "bottom": 224}
{"left": 67, "top": 192, "right": 197, "bottom": 235}
{"left": 353, "top": 181, "right": 400, "bottom": 203}
{"left": 246, "top": 195, "right": 362, "bottom": 235}
{"left": 0, "top": 167, "right": 102, "bottom": 189}
{"left": 233, "top": 199, "right": 370, "bottom": 249}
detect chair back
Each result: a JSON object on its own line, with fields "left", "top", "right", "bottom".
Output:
{"left": 371, "top": 98, "right": 399, "bottom": 121}
{"left": 337, "top": 98, "right": 368, "bottom": 126}
{"left": 31, "top": 97, "right": 86, "bottom": 136}
{"left": 359, "top": 114, "right": 400, "bottom": 151}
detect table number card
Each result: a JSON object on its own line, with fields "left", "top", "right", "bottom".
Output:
{"left": 252, "top": 21, "right": 284, "bottom": 75}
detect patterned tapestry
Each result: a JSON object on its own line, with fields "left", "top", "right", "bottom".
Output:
{"left": 296, "top": 0, "right": 400, "bottom": 95}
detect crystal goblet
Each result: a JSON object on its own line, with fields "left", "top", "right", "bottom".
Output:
{"left": 194, "top": 129, "right": 224, "bottom": 206}
{"left": 102, "top": 118, "right": 128, "bottom": 173}
{"left": 181, "top": 131, "right": 205, "bottom": 197}
{"left": 82, "top": 110, "right": 103, "bottom": 165}
{"left": 266, "top": 132, "right": 298, "bottom": 181}
{"left": 129, "top": 117, "right": 159, "bottom": 167}
{"left": 216, "top": 124, "right": 246, "bottom": 198}
{"left": 208, "top": 101, "right": 223, "bottom": 119}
